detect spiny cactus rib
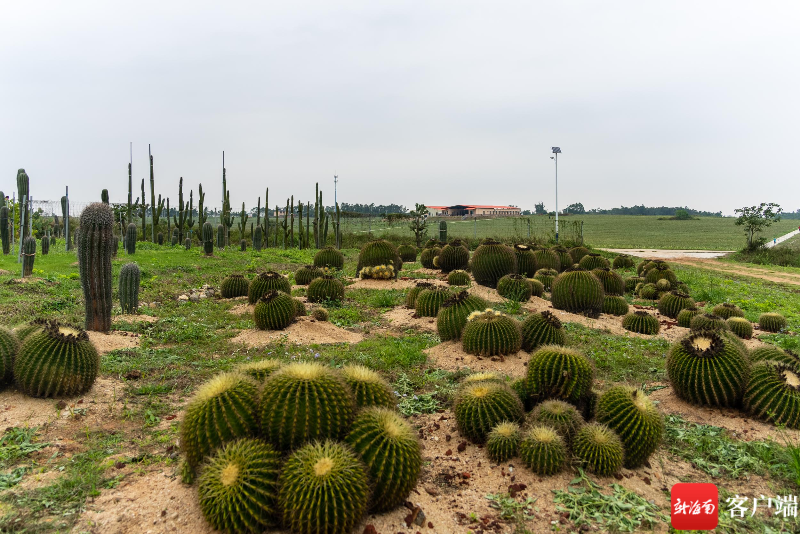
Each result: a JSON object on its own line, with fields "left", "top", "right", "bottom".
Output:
{"left": 341, "top": 365, "right": 396, "bottom": 409}
{"left": 759, "top": 313, "right": 787, "bottom": 333}
{"left": 14, "top": 321, "right": 99, "bottom": 398}
{"left": 533, "top": 268, "right": 558, "bottom": 292}
{"left": 550, "top": 268, "right": 605, "bottom": 318}
{"left": 405, "top": 282, "right": 434, "bottom": 308}
{"left": 750, "top": 346, "right": 800, "bottom": 367}
{"left": 220, "top": 274, "right": 249, "bottom": 298}
{"left": 461, "top": 310, "right": 522, "bottom": 357}
{"left": 486, "top": 422, "right": 521, "bottom": 463}
{"left": 519, "top": 426, "right": 567, "bottom": 476}
{"left": 525, "top": 345, "right": 594, "bottom": 404}
{"left": 259, "top": 363, "right": 355, "bottom": 450}
{"left": 578, "top": 253, "right": 610, "bottom": 271}
{"left": 198, "top": 438, "right": 282, "bottom": 532}
{"left": 549, "top": 246, "right": 573, "bottom": 273}
{"left": 569, "top": 246, "right": 590, "bottom": 263}
{"left": 180, "top": 373, "right": 259, "bottom": 467}
{"left": 658, "top": 291, "right": 695, "bottom": 319}
{"left": 0, "top": 327, "right": 20, "bottom": 385}
{"left": 119, "top": 263, "right": 141, "bottom": 314}
{"left": 712, "top": 303, "right": 745, "bottom": 319}
{"left": 345, "top": 408, "right": 421, "bottom": 511}
{"left": 294, "top": 265, "right": 324, "bottom": 286}
{"left": 573, "top": 423, "right": 624, "bottom": 476}
{"left": 307, "top": 275, "right": 345, "bottom": 303}
{"left": 592, "top": 268, "right": 624, "bottom": 296}
{"left": 602, "top": 295, "right": 629, "bottom": 316}
{"left": 514, "top": 245, "right": 538, "bottom": 277}
{"left": 279, "top": 440, "right": 369, "bottom": 534}
{"left": 727, "top": 317, "right": 753, "bottom": 339}
{"left": 622, "top": 311, "right": 660, "bottom": 335}
{"left": 248, "top": 271, "right": 291, "bottom": 304}
{"left": 676, "top": 306, "right": 700, "bottom": 328}
{"left": 596, "top": 386, "right": 664, "bottom": 468}
{"left": 690, "top": 313, "right": 728, "bottom": 333}
{"left": 666, "top": 332, "right": 750, "bottom": 407}
{"left": 313, "top": 246, "right": 345, "bottom": 270}
{"left": 744, "top": 361, "right": 800, "bottom": 429}
{"left": 529, "top": 399, "right": 584, "bottom": 445}
{"left": 356, "top": 240, "right": 402, "bottom": 279}
{"left": 415, "top": 287, "right": 451, "bottom": 317}
{"left": 253, "top": 290, "right": 296, "bottom": 330}
{"left": 447, "top": 270, "right": 471, "bottom": 286}
{"left": 438, "top": 240, "right": 470, "bottom": 272}
{"left": 533, "top": 248, "right": 561, "bottom": 272}
{"left": 436, "top": 291, "right": 488, "bottom": 341}
{"left": 235, "top": 359, "right": 282, "bottom": 382}
{"left": 497, "top": 274, "right": 532, "bottom": 301}
{"left": 453, "top": 381, "right": 524, "bottom": 443}
{"left": 471, "top": 239, "right": 517, "bottom": 288}
{"left": 520, "top": 311, "right": 566, "bottom": 351}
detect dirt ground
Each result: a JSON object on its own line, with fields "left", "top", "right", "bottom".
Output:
{"left": 87, "top": 331, "right": 141, "bottom": 354}
{"left": 230, "top": 316, "right": 364, "bottom": 346}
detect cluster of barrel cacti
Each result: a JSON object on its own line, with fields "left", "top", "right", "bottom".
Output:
{"left": 181, "top": 362, "right": 422, "bottom": 531}
{"left": 356, "top": 240, "right": 402, "bottom": 279}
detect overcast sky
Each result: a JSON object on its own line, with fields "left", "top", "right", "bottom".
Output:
{"left": 1, "top": 1, "right": 798, "bottom": 215}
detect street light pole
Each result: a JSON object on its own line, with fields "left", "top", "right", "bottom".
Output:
{"left": 551, "top": 147, "right": 561, "bottom": 243}
{"left": 334, "top": 174, "right": 338, "bottom": 206}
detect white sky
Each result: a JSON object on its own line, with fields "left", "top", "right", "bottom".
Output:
{"left": 1, "top": 1, "right": 798, "bottom": 214}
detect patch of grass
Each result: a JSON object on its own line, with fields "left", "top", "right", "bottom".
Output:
{"left": 0, "top": 428, "right": 48, "bottom": 469}
{"left": 486, "top": 493, "right": 536, "bottom": 534}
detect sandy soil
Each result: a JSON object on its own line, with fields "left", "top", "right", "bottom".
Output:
{"left": 229, "top": 302, "right": 254, "bottom": 315}
{"left": 113, "top": 314, "right": 158, "bottom": 324}
{"left": 231, "top": 316, "right": 364, "bottom": 346}
{"left": 347, "top": 278, "right": 421, "bottom": 290}
{"left": 425, "top": 341, "right": 529, "bottom": 377}
{"left": 382, "top": 307, "right": 438, "bottom": 333}
{"left": 87, "top": 331, "right": 141, "bottom": 354}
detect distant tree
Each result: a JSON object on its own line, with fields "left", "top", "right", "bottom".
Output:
{"left": 521, "top": 209, "right": 532, "bottom": 216}
{"left": 734, "top": 202, "right": 782, "bottom": 249}
{"left": 565, "top": 202, "right": 585, "bottom": 215}
{"left": 673, "top": 209, "right": 691, "bottom": 220}
{"left": 408, "top": 203, "right": 428, "bottom": 247}
{"left": 534, "top": 202, "right": 546, "bottom": 215}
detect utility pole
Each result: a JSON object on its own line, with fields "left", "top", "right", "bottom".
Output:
{"left": 334, "top": 174, "right": 338, "bottom": 207}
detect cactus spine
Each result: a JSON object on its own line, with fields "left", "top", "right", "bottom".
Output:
{"left": 78, "top": 203, "right": 114, "bottom": 332}
{"left": 119, "top": 263, "right": 141, "bottom": 314}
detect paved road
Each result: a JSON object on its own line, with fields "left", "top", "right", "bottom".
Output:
{"left": 765, "top": 228, "right": 800, "bottom": 248}
{"left": 600, "top": 249, "right": 733, "bottom": 259}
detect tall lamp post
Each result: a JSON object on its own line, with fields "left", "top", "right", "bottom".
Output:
{"left": 551, "top": 147, "right": 561, "bottom": 243}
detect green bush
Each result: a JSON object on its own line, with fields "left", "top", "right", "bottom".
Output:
{"left": 520, "top": 311, "right": 566, "bottom": 351}
{"left": 550, "top": 268, "right": 605, "bottom": 318}
{"left": 461, "top": 310, "right": 522, "bottom": 357}
{"left": 453, "top": 381, "right": 524, "bottom": 443}
{"left": 596, "top": 386, "right": 663, "bottom": 468}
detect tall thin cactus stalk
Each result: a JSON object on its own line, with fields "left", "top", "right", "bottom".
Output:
{"left": 61, "top": 195, "right": 71, "bottom": 251}
{"left": 238, "top": 202, "right": 248, "bottom": 237}
{"left": 289, "top": 195, "right": 294, "bottom": 248}
{"left": 173, "top": 177, "right": 188, "bottom": 242}
{"left": 149, "top": 146, "right": 164, "bottom": 242}
{"left": 275, "top": 204, "right": 279, "bottom": 247}
{"left": 197, "top": 184, "right": 207, "bottom": 228}
{"left": 298, "top": 201, "right": 304, "bottom": 249}
{"left": 140, "top": 179, "right": 147, "bottom": 239}
{"left": 186, "top": 189, "right": 195, "bottom": 238}
{"left": 79, "top": 203, "right": 114, "bottom": 333}
{"left": 17, "top": 169, "right": 30, "bottom": 245}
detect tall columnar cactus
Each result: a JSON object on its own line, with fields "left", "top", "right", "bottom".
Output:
{"left": 666, "top": 332, "right": 751, "bottom": 407}
{"left": 172, "top": 177, "right": 188, "bottom": 243}
{"left": 759, "top": 312, "right": 787, "bottom": 333}
{"left": 202, "top": 221, "right": 213, "bottom": 255}
{"left": 0, "top": 206, "right": 9, "bottom": 255}
{"left": 341, "top": 365, "right": 396, "bottom": 409}
{"left": 279, "top": 440, "right": 369, "bottom": 534}
{"left": 313, "top": 246, "right": 345, "bottom": 270}
{"left": 0, "top": 327, "right": 20, "bottom": 385}
{"left": 414, "top": 287, "right": 452, "bottom": 317}
{"left": 307, "top": 275, "right": 345, "bottom": 303}
{"left": 497, "top": 274, "right": 533, "bottom": 301}
{"left": 526, "top": 346, "right": 594, "bottom": 404}
{"left": 550, "top": 267, "right": 605, "bottom": 317}
{"left": 17, "top": 169, "right": 30, "bottom": 243}
{"left": 119, "top": 263, "right": 141, "bottom": 314}
{"left": 356, "top": 240, "right": 402, "bottom": 279}
{"left": 14, "top": 321, "right": 99, "bottom": 398}
{"left": 216, "top": 224, "right": 225, "bottom": 249}
{"left": 573, "top": 423, "right": 624, "bottom": 476}
{"left": 220, "top": 274, "right": 249, "bottom": 298}
{"left": 519, "top": 426, "right": 567, "bottom": 476}
{"left": 658, "top": 291, "right": 695, "bottom": 319}
{"left": 533, "top": 268, "right": 558, "bottom": 291}
{"left": 578, "top": 253, "right": 610, "bottom": 271}
{"left": 744, "top": 361, "right": 800, "bottom": 429}
{"left": 259, "top": 363, "right": 355, "bottom": 450}
{"left": 78, "top": 203, "right": 114, "bottom": 332}
{"left": 486, "top": 422, "right": 521, "bottom": 463}
{"left": 461, "top": 310, "right": 522, "bottom": 357}
{"left": 345, "top": 407, "right": 421, "bottom": 511}
{"left": 125, "top": 223, "right": 137, "bottom": 254}
{"left": 437, "top": 239, "right": 470, "bottom": 272}
{"left": 157, "top": 232, "right": 164, "bottom": 245}
{"left": 254, "top": 225, "right": 263, "bottom": 251}
{"left": 453, "top": 381, "right": 524, "bottom": 443}
{"left": 513, "top": 244, "right": 538, "bottom": 277}
{"left": 397, "top": 244, "right": 417, "bottom": 262}
{"left": 180, "top": 373, "right": 259, "bottom": 467}
{"left": 198, "top": 438, "right": 282, "bottom": 533}
{"left": 622, "top": 311, "right": 660, "bottom": 335}
{"left": 591, "top": 268, "right": 624, "bottom": 296}
{"left": 533, "top": 247, "right": 561, "bottom": 272}
{"left": 471, "top": 239, "right": 517, "bottom": 288}
{"left": 61, "top": 195, "right": 71, "bottom": 251}
{"left": 529, "top": 399, "right": 584, "bottom": 445}
{"left": 521, "top": 311, "right": 566, "bottom": 351}
{"left": 248, "top": 271, "right": 291, "bottom": 303}
{"left": 22, "top": 237, "right": 36, "bottom": 277}
{"left": 184, "top": 237, "right": 191, "bottom": 250}
{"left": 727, "top": 317, "right": 753, "bottom": 339}
{"left": 602, "top": 295, "right": 629, "bottom": 316}
{"left": 690, "top": 313, "right": 728, "bottom": 333}
{"left": 596, "top": 386, "right": 664, "bottom": 468}
{"left": 436, "top": 291, "right": 488, "bottom": 341}
{"left": 253, "top": 291, "right": 296, "bottom": 330}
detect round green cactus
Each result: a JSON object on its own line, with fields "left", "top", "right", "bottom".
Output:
{"left": 220, "top": 274, "right": 249, "bottom": 298}
{"left": 307, "top": 275, "right": 345, "bottom": 303}
{"left": 180, "top": 373, "right": 259, "bottom": 467}
{"left": 676, "top": 306, "right": 701, "bottom": 328}
{"left": 453, "top": 381, "right": 524, "bottom": 443}
{"left": 658, "top": 291, "right": 695, "bottom": 319}
{"left": 656, "top": 279, "right": 671, "bottom": 292}
{"left": 345, "top": 407, "right": 421, "bottom": 511}
{"left": 279, "top": 440, "right": 369, "bottom": 534}
{"left": 519, "top": 426, "right": 567, "bottom": 476}
{"left": 419, "top": 245, "right": 441, "bottom": 269}
{"left": 521, "top": 311, "right": 566, "bottom": 351}
{"left": 341, "top": 365, "right": 396, "bottom": 409}
{"left": 638, "top": 283, "right": 658, "bottom": 300}
{"left": 529, "top": 278, "right": 545, "bottom": 297}
{"left": 622, "top": 311, "right": 660, "bottom": 335}
{"left": 356, "top": 240, "right": 402, "bottom": 279}
{"left": 612, "top": 254, "right": 635, "bottom": 269}
{"left": 759, "top": 312, "right": 787, "bottom": 333}
{"left": 13, "top": 319, "right": 49, "bottom": 343}
{"left": 293, "top": 298, "right": 307, "bottom": 317}
{"left": 592, "top": 268, "right": 624, "bottom": 296}
{"left": 690, "top": 313, "right": 729, "bottom": 333}
{"left": 294, "top": 265, "right": 325, "bottom": 286}
{"left": 198, "top": 438, "right": 282, "bottom": 532}
{"left": 447, "top": 270, "right": 471, "bottom": 286}
{"left": 313, "top": 246, "right": 345, "bottom": 270}
{"left": 259, "top": 362, "right": 355, "bottom": 450}
{"left": 486, "top": 422, "right": 521, "bottom": 463}
{"left": 750, "top": 346, "right": 800, "bottom": 367}
{"left": 461, "top": 310, "right": 522, "bottom": 357}
{"left": 550, "top": 267, "right": 605, "bottom": 318}
{"left": 744, "top": 361, "right": 800, "bottom": 429}
{"left": 437, "top": 239, "right": 470, "bottom": 272}
{"left": 514, "top": 244, "right": 538, "bottom": 277}
{"left": 533, "top": 248, "right": 561, "bottom": 272}
{"left": 573, "top": 423, "right": 624, "bottom": 476}
{"left": 471, "top": 239, "right": 517, "bottom": 288}
{"left": 727, "top": 317, "right": 753, "bottom": 339}
{"left": 526, "top": 346, "right": 594, "bottom": 404}
{"left": 529, "top": 399, "right": 584, "bottom": 445}
{"left": 578, "top": 253, "right": 610, "bottom": 271}
{"left": 462, "top": 372, "right": 506, "bottom": 386}
{"left": 397, "top": 244, "right": 417, "bottom": 263}
{"left": 311, "top": 307, "right": 329, "bottom": 321}
{"left": 248, "top": 271, "right": 291, "bottom": 304}
{"left": 436, "top": 291, "right": 488, "bottom": 341}
{"left": 253, "top": 290, "right": 296, "bottom": 330}
{"left": 497, "top": 274, "right": 533, "bottom": 301}
{"left": 510, "top": 378, "right": 533, "bottom": 411}
{"left": 644, "top": 264, "right": 678, "bottom": 285}
{"left": 405, "top": 282, "right": 434, "bottom": 308}
{"left": 666, "top": 332, "right": 750, "bottom": 407}
{"left": 550, "top": 246, "right": 573, "bottom": 270}
{"left": 14, "top": 321, "right": 99, "bottom": 398}
{"left": 602, "top": 295, "right": 629, "bottom": 316}
{"left": 569, "top": 246, "right": 590, "bottom": 263}
{"left": 415, "top": 287, "right": 452, "bottom": 317}
{"left": 596, "top": 386, "right": 663, "bottom": 468}
{"left": 711, "top": 303, "right": 744, "bottom": 319}
{"left": 624, "top": 276, "right": 644, "bottom": 293}
{"left": 0, "top": 327, "right": 19, "bottom": 385}
{"left": 533, "top": 268, "right": 558, "bottom": 292}
{"left": 235, "top": 359, "right": 283, "bottom": 382}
